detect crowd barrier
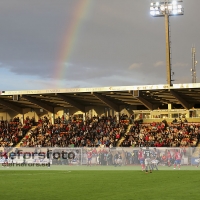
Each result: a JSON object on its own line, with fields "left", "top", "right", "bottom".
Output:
{"left": 1, "top": 147, "right": 199, "bottom": 167}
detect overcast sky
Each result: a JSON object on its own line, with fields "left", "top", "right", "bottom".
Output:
{"left": 0, "top": 0, "right": 199, "bottom": 91}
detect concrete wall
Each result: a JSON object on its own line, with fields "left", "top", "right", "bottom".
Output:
{"left": 6, "top": 110, "right": 22, "bottom": 122}
{"left": 0, "top": 112, "right": 8, "bottom": 121}
{"left": 23, "top": 108, "right": 35, "bottom": 120}
{"left": 1, "top": 107, "right": 200, "bottom": 124}
{"left": 143, "top": 118, "right": 200, "bottom": 123}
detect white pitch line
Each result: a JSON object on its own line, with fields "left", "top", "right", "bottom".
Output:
{"left": 0, "top": 171, "right": 72, "bottom": 176}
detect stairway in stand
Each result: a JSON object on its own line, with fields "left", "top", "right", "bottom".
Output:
{"left": 117, "top": 124, "right": 133, "bottom": 147}
{"left": 15, "top": 126, "right": 37, "bottom": 147}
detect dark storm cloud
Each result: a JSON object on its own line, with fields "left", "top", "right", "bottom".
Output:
{"left": 0, "top": 0, "right": 199, "bottom": 90}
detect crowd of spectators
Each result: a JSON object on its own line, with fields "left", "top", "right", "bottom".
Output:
{"left": 1, "top": 114, "right": 200, "bottom": 149}
{"left": 121, "top": 120, "right": 200, "bottom": 148}
{"left": 0, "top": 117, "right": 31, "bottom": 147}
{"left": 19, "top": 114, "right": 130, "bottom": 148}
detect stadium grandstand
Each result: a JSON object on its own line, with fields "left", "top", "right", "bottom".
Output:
{"left": 0, "top": 83, "right": 200, "bottom": 149}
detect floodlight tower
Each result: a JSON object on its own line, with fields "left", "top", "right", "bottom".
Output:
{"left": 150, "top": 1, "right": 184, "bottom": 86}
{"left": 191, "top": 46, "right": 197, "bottom": 83}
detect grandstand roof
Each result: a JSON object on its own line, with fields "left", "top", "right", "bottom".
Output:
{"left": 1, "top": 83, "right": 200, "bottom": 113}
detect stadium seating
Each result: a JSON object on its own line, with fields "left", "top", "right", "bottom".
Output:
{"left": 120, "top": 121, "right": 200, "bottom": 148}
{"left": 0, "top": 119, "right": 31, "bottom": 147}
{"left": 1, "top": 115, "right": 199, "bottom": 149}
{"left": 18, "top": 115, "right": 129, "bottom": 147}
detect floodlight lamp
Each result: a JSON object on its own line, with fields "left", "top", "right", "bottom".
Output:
{"left": 168, "top": 5, "right": 172, "bottom": 10}
{"left": 150, "top": 11, "right": 156, "bottom": 16}
{"left": 160, "top": 5, "right": 165, "bottom": 11}
{"left": 178, "top": 9, "right": 182, "bottom": 13}
{"left": 173, "top": 9, "right": 178, "bottom": 15}
{"left": 150, "top": 1, "right": 184, "bottom": 17}
{"left": 156, "top": 11, "right": 160, "bottom": 15}
{"left": 172, "top": 1, "right": 177, "bottom": 5}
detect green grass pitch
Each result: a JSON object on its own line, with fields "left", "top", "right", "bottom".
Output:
{"left": 0, "top": 166, "right": 200, "bottom": 200}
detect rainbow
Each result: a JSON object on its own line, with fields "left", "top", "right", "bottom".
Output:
{"left": 54, "top": 0, "right": 93, "bottom": 87}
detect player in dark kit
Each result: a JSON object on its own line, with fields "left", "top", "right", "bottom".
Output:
{"left": 9, "top": 151, "right": 15, "bottom": 164}
{"left": 47, "top": 149, "right": 51, "bottom": 168}
{"left": 144, "top": 147, "right": 152, "bottom": 173}
{"left": 166, "top": 150, "right": 172, "bottom": 167}
{"left": 151, "top": 148, "right": 158, "bottom": 170}
{"left": 114, "top": 152, "right": 119, "bottom": 167}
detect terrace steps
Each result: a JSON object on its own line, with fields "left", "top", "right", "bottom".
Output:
{"left": 15, "top": 126, "right": 37, "bottom": 147}
{"left": 117, "top": 124, "right": 133, "bottom": 147}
